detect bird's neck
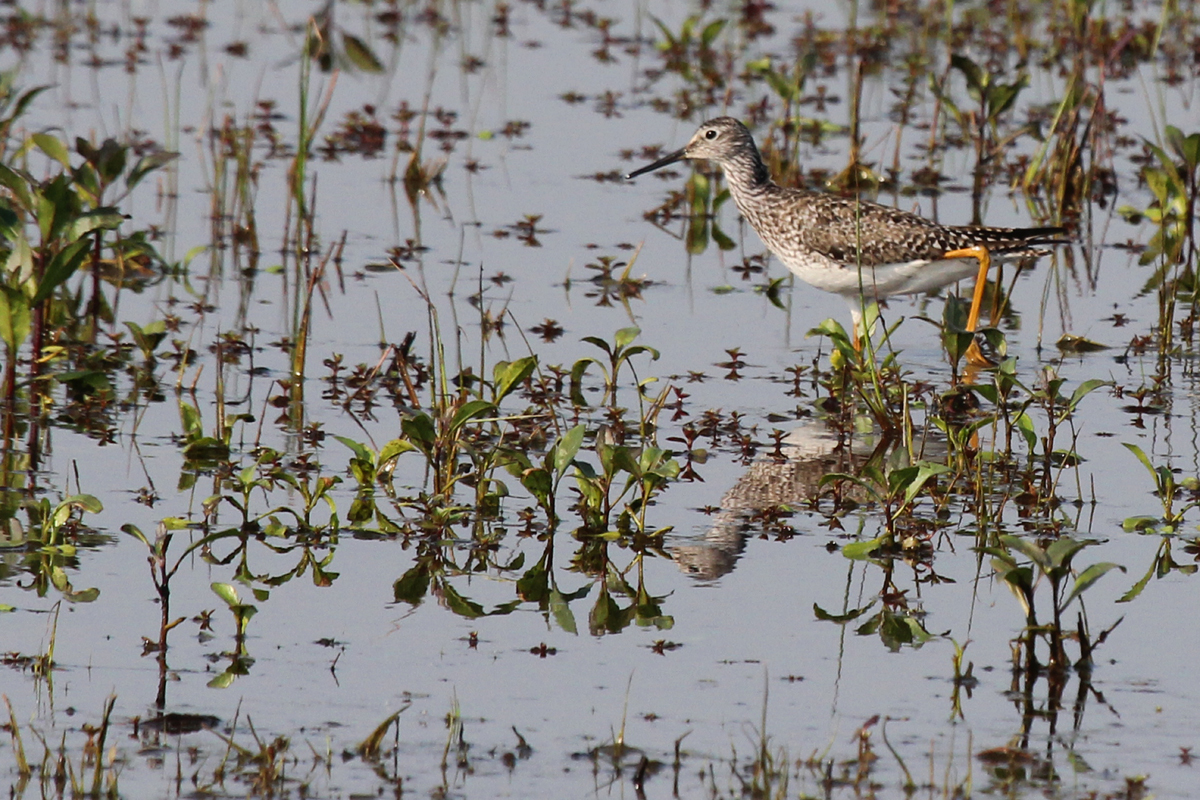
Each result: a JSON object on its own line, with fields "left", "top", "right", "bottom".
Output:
{"left": 721, "top": 150, "right": 771, "bottom": 193}
{"left": 721, "top": 150, "right": 776, "bottom": 225}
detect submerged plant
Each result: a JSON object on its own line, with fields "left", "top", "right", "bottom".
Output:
{"left": 985, "top": 535, "right": 1123, "bottom": 672}
{"left": 570, "top": 326, "right": 660, "bottom": 407}
{"left": 1119, "top": 125, "right": 1200, "bottom": 349}
{"left": 1120, "top": 442, "right": 1200, "bottom": 532}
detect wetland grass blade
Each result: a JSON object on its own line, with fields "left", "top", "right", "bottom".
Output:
{"left": 357, "top": 703, "right": 410, "bottom": 760}
{"left": 3, "top": 694, "right": 29, "bottom": 775}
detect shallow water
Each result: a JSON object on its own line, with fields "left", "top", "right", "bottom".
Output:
{"left": 2, "top": 1, "right": 1200, "bottom": 798}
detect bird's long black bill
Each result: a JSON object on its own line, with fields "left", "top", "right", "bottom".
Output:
{"left": 623, "top": 147, "right": 687, "bottom": 180}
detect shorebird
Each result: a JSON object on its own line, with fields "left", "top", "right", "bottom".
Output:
{"left": 624, "top": 116, "right": 1066, "bottom": 341}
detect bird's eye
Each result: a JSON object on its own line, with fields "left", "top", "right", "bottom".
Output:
{"left": 704, "top": 129, "right": 718, "bottom": 140}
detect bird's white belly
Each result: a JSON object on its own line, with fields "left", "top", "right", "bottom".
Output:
{"left": 784, "top": 256, "right": 981, "bottom": 300}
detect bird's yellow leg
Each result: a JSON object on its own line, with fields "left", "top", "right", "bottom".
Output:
{"left": 943, "top": 245, "right": 993, "bottom": 369}
{"left": 942, "top": 245, "right": 992, "bottom": 332}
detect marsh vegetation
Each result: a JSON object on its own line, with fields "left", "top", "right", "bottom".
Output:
{"left": 0, "top": 0, "right": 1198, "bottom": 798}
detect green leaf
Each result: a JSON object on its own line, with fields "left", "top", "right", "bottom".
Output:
{"left": 378, "top": 438, "right": 417, "bottom": 464}
{"left": 126, "top": 151, "right": 179, "bottom": 190}
{"left": 1121, "top": 515, "right": 1159, "bottom": 533}
{"left": 999, "top": 534, "right": 1052, "bottom": 572}
{"left": 493, "top": 355, "right": 537, "bottom": 403}
{"left": 120, "top": 523, "right": 150, "bottom": 547}
{"left": 1067, "top": 379, "right": 1110, "bottom": 411}
{"left": 65, "top": 586, "right": 100, "bottom": 603}
{"left": 699, "top": 18, "right": 726, "bottom": 46}
{"left": 178, "top": 402, "right": 203, "bottom": 439}
{"left": 448, "top": 399, "right": 496, "bottom": 433}
{"left": 31, "top": 133, "right": 69, "bottom": 167}
{"left": 124, "top": 319, "right": 167, "bottom": 356}
{"left": 0, "top": 285, "right": 31, "bottom": 352}
{"left": 56, "top": 370, "right": 112, "bottom": 398}
{"left": 942, "top": 293, "right": 971, "bottom": 333}
{"left": 1117, "top": 551, "right": 1159, "bottom": 603}
{"left": 549, "top": 587, "right": 578, "bottom": 634}
{"left": 516, "top": 560, "right": 548, "bottom": 603}
{"left": 950, "top": 53, "right": 984, "bottom": 97}
{"left": 1165, "top": 126, "right": 1200, "bottom": 169}
{"left": 614, "top": 326, "right": 641, "bottom": 350}
{"left": 207, "top": 671, "right": 237, "bottom": 689}
{"left": 211, "top": 582, "right": 240, "bottom": 607}
{"left": 521, "top": 467, "right": 552, "bottom": 504}
{"left": 814, "top": 602, "right": 875, "bottom": 623}
{"left": 1145, "top": 167, "right": 1172, "bottom": 205}
{"left": 335, "top": 435, "right": 374, "bottom": 465}
{"left": 986, "top": 74, "right": 1028, "bottom": 118}
{"left": 0, "top": 162, "right": 35, "bottom": 214}
{"left": 580, "top": 335, "right": 613, "bottom": 357}
{"left": 441, "top": 582, "right": 486, "bottom": 619}
{"left": 393, "top": 563, "right": 430, "bottom": 604}
{"left": 620, "top": 343, "right": 660, "bottom": 362}
{"left": 31, "top": 237, "right": 90, "bottom": 305}
{"left": 64, "top": 494, "right": 102, "bottom": 514}
{"left": 761, "top": 275, "right": 788, "bottom": 309}
{"left": 357, "top": 706, "right": 408, "bottom": 760}
{"left": 64, "top": 209, "right": 124, "bottom": 241}
{"left": 806, "top": 315, "right": 860, "bottom": 360}
{"left": 92, "top": 138, "right": 127, "bottom": 184}
{"left": 6, "top": 85, "right": 51, "bottom": 125}
{"left": 0, "top": 203, "right": 19, "bottom": 243}
{"left": 1056, "top": 334, "right": 1109, "bottom": 353}
{"left": 1045, "top": 536, "right": 1091, "bottom": 569}
{"left": 649, "top": 15, "right": 677, "bottom": 48}
{"left": 553, "top": 424, "right": 586, "bottom": 477}
{"left": 764, "top": 68, "right": 800, "bottom": 102}
{"left": 712, "top": 222, "right": 736, "bottom": 250}
{"left": 1122, "top": 442, "right": 1158, "bottom": 480}
{"left": 1013, "top": 412, "right": 1038, "bottom": 452}
{"left": 878, "top": 612, "right": 936, "bottom": 651}
{"left": 232, "top": 605, "right": 257, "bottom": 635}
{"left": 341, "top": 33, "right": 385, "bottom": 72}
{"left": 569, "top": 357, "right": 600, "bottom": 406}
{"left": 900, "top": 462, "right": 950, "bottom": 507}
{"left": 72, "top": 160, "right": 99, "bottom": 200}
{"left": 1063, "top": 562, "right": 1125, "bottom": 609}
{"left": 843, "top": 534, "right": 888, "bottom": 559}
{"left": 400, "top": 413, "right": 436, "bottom": 450}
